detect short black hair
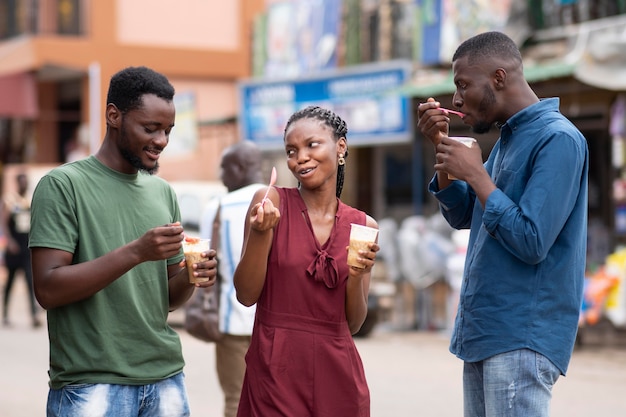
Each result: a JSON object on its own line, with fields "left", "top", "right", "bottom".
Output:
{"left": 452, "top": 31, "right": 522, "bottom": 67}
{"left": 106, "top": 66, "right": 175, "bottom": 113}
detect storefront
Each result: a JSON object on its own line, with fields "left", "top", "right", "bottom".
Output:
{"left": 238, "top": 60, "right": 417, "bottom": 217}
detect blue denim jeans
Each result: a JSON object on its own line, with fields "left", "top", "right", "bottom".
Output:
{"left": 46, "top": 372, "right": 190, "bottom": 417}
{"left": 463, "top": 349, "right": 560, "bottom": 417}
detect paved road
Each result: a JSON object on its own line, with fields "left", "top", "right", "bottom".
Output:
{"left": 1, "top": 278, "right": 626, "bottom": 416}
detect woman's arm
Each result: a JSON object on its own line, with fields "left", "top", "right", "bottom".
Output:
{"left": 345, "top": 215, "right": 379, "bottom": 334}
{"left": 234, "top": 187, "right": 281, "bottom": 306}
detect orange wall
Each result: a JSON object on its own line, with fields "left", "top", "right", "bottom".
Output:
{"left": 158, "top": 122, "right": 239, "bottom": 182}
{"left": 116, "top": 1, "right": 242, "bottom": 51}
{"left": 9, "top": 0, "right": 265, "bottom": 178}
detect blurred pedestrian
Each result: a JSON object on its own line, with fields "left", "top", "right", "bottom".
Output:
{"left": 198, "top": 140, "right": 265, "bottom": 417}
{"left": 417, "top": 31, "right": 588, "bottom": 417}
{"left": 234, "top": 105, "right": 379, "bottom": 416}
{"left": 64, "top": 125, "right": 90, "bottom": 163}
{"left": 29, "top": 66, "right": 217, "bottom": 417}
{"left": 2, "top": 171, "right": 40, "bottom": 328}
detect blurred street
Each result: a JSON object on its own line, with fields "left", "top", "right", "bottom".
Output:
{"left": 1, "top": 277, "right": 626, "bottom": 417}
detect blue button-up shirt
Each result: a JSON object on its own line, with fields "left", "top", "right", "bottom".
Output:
{"left": 429, "top": 98, "right": 588, "bottom": 374}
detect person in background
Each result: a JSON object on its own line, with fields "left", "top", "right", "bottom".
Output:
{"left": 2, "top": 172, "right": 40, "bottom": 328}
{"left": 64, "top": 124, "right": 90, "bottom": 163}
{"left": 29, "top": 66, "right": 217, "bottom": 417}
{"left": 417, "top": 31, "right": 588, "bottom": 417}
{"left": 234, "top": 105, "right": 379, "bottom": 416}
{"left": 199, "top": 140, "right": 265, "bottom": 417}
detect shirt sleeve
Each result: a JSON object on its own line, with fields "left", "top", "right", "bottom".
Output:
{"left": 29, "top": 174, "right": 78, "bottom": 253}
{"left": 482, "top": 134, "right": 587, "bottom": 265}
{"left": 428, "top": 173, "right": 475, "bottom": 230}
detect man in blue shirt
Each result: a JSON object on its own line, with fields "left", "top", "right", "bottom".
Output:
{"left": 418, "top": 31, "right": 588, "bottom": 417}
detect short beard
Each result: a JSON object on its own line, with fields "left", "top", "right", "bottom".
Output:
{"left": 121, "top": 148, "right": 159, "bottom": 175}
{"left": 471, "top": 86, "right": 497, "bottom": 134}
{"left": 472, "top": 121, "right": 492, "bottom": 135}
{"left": 119, "top": 117, "right": 158, "bottom": 175}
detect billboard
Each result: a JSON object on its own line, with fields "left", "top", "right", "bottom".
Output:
{"left": 414, "top": 0, "right": 516, "bottom": 65}
{"left": 263, "top": 0, "right": 341, "bottom": 78}
{"left": 238, "top": 61, "right": 413, "bottom": 150}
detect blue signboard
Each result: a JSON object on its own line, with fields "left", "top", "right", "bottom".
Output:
{"left": 415, "top": 0, "right": 442, "bottom": 65}
{"left": 238, "top": 61, "right": 413, "bottom": 150}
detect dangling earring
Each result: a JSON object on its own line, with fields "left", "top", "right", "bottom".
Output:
{"left": 338, "top": 153, "right": 345, "bottom": 166}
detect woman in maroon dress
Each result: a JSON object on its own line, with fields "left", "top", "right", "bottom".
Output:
{"left": 234, "top": 106, "right": 379, "bottom": 417}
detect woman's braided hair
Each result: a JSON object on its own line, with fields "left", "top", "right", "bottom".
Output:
{"left": 283, "top": 106, "right": 349, "bottom": 198}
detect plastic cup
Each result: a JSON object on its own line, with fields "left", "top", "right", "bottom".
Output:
{"left": 347, "top": 224, "right": 379, "bottom": 268}
{"left": 447, "top": 136, "right": 476, "bottom": 180}
{"left": 182, "top": 238, "right": 211, "bottom": 283}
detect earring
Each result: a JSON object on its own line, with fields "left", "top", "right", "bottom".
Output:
{"left": 338, "top": 154, "right": 345, "bottom": 166}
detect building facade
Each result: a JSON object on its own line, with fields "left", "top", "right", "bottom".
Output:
{"left": 0, "top": 0, "right": 263, "bottom": 181}
{"left": 3, "top": 0, "right": 626, "bottom": 263}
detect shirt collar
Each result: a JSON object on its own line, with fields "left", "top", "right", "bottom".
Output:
{"left": 501, "top": 97, "right": 560, "bottom": 135}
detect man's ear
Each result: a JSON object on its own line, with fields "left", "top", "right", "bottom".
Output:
{"left": 493, "top": 68, "right": 507, "bottom": 90}
{"left": 105, "top": 103, "right": 121, "bottom": 127}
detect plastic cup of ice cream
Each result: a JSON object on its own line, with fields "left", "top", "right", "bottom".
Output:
{"left": 347, "top": 224, "right": 379, "bottom": 268}
{"left": 182, "top": 237, "right": 211, "bottom": 283}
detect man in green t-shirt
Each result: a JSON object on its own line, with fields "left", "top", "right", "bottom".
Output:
{"left": 29, "top": 66, "right": 217, "bottom": 417}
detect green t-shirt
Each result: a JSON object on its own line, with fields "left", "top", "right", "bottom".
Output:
{"left": 29, "top": 156, "right": 186, "bottom": 389}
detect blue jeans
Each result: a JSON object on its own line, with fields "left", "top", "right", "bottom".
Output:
{"left": 46, "top": 373, "right": 190, "bottom": 417}
{"left": 463, "top": 349, "right": 560, "bottom": 417}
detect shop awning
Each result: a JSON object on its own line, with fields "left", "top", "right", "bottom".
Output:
{"left": 395, "top": 15, "right": 626, "bottom": 98}
{"left": 0, "top": 36, "right": 37, "bottom": 78}
{"left": 573, "top": 35, "right": 626, "bottom": 91}
{"left": 0, "top": 37, "right": 39, "bottom": 117}
{"left": 0, "top": 71, "right": 38, "bottom": 118}
{"left": 395, "top": 61, "right": 577, "bottom": 98}
{"left": 0, "top": 36, "right": 88, "bottom": 118}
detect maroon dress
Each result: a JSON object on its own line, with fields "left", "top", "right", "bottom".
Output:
{"left": 237, "top": 187, "right": 370, "bottom": 417}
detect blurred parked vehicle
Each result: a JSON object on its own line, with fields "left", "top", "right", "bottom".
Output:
{"left": 168, "top": 181, "right": 226, "bottom": 236}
